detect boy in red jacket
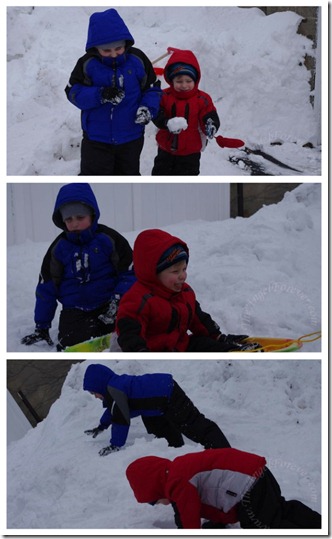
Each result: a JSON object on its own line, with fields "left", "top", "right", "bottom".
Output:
{"left": 151, "top": 49, "right": 220, "bottom": 175}
{"left": 115, "top": 228, "right": 261, "bottom": 352}
{"left": 126, "top": 448, "right": 321, "bottom": 529}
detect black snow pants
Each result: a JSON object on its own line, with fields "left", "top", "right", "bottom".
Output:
{"left": 238, "top": 467, "right": 321, "bottom": 529}
{"left": 142, "top": 381, "right": 230, "bottom": 449}
{"left": 151, "top": 148, "right": 201, "bottom": 175}
{"left": 57, "top": 304, "right": 114, "bottom": 350}
{"left": 80, "top": 135, "right": 144, "bottom": 175}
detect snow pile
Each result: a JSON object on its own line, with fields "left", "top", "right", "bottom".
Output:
{"left": 7, "top": 6, "right": 321, "bottom": 175}
{"left": 7, "top": 183, "right": 321, "bottom": 352}
{"left": 7, "top": 358, "right": 321, "bottom": 530}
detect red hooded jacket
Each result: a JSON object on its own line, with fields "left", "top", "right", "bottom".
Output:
{"left": 126, "top": 448, "right": 267, "bottom": 528}
{"left": 154, "top": 50, "right": 220, "bottom": 155}
{"left": 116, "top": 229, "right": 220, "bottom": 351}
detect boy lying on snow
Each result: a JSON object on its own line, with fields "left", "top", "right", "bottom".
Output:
{"left": 126, "top": 448, "right": 321, "bottom": 529}
{"left": 115, "top": 228, "right": 262, "bottom": 352}
{"left": 83, "top": 363, "right": 230, "bottom": 455}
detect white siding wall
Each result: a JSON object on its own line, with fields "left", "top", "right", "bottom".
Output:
{"left": 7, "top": 183, "right": 230, "bottom": 245}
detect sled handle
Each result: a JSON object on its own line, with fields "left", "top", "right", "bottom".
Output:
{"left": 154, "top": 67, "right": 165, "bottom": 76}
{"left": 234, "top": 330, "right": 321, "bottom": 353}
{"left": 152, "top": 46, "right": 179, "bottom": 65}
{"left": 152, "top": 51, "right": 171, "bottom": 65}
{"left": 297, "top": 330, "right": 321, "bottom": 343}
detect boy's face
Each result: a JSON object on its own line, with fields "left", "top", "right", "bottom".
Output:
{"left": 172, "top": 75, "right": 195, "bottom": 92}
{"left": 156, "top": 499, "right": 171, "bottom": 505}
{"left": 157, "top": 260, "right": 187, "bottom": 292}
{"left": 90, "top": 392, "right": 103, "bottom": 400}
{"left": 64, "top": 215, "right": 92, "bottom": 232}
{"left": 97, "top": 45, "right": 125, "bottom": 58}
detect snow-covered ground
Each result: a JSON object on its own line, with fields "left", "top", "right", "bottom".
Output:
{"left": 8, "top": 183, "right": 322, "bottom": 353}
{"left": 7, "top": 6, "right": 322, "bottom": 176}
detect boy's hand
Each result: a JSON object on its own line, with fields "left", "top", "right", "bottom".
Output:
{"left": 135, "top": 106, "right": 152, "bottom": 125}
{"left": 205, "top": 118, "right": 217, "bottom": 139}
{"left": 21, "top": 328, "right": 54, "bottom": 346}
{"left": 218, "top": 333, "right": 249, "bottom": 344}
{"left": 101, "top": 86, "right": 125, "bottom": 105}
{"left": 167, "top": 117, "right": 188, "bottom": 134}
{"left": 99, "top": 444, "right": 120, "bottom": 456}
{"left": 84, "top": 426, "right": 105, "bottom": 438}
{"left": 98, "top": 295, "right": 120, "bottom": 325}
{"left": 234, "top": 341, "right": 263, "bottom": 352}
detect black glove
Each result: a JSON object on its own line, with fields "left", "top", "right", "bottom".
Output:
{"left": 232, "top": 341, "right": 263, "bottom": 352}
{"left": 98, "top": 295, "right": 120, "bottom": 325}
{"left": 205, "top": 118, "right": 217, "bottom": 139}
{"left": 101, "top": 86, "right": 125, "bottom": 105}
{"left": 99, "top": 444, "right": 120, "bottom": 456}
{"left": 218, "top": 333, "right": 262, "bottom": 352}
{"left": 218, "top": 333, "right": 249, "bottom": 344}
{"left": 21, "top": 328, "right": 54, "bottom": 346}
{"left": 135, "top": 106, "right": 152, "bottom": 125}
{"left": 84, "top": 426, "right": 105, "bottom": 438}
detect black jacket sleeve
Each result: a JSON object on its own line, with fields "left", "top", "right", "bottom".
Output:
{"left": 128, "top": 46, "right": 160, "bottom": 90}
{"left": 192, "top": 300, "right": 221, "bottom": 337}
{"left": 117, "top": 317, "right": 148, "bottom": 352}
{"left": 64, "top": 52, "right": 97, "bottom": 99}
{"left": 98, "top": 224, "right": 133, "bottom": 273}
{"left": 202, "top": 109, "right": 221, "bottom": 131}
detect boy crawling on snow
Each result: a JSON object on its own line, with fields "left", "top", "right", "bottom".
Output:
{"left": 115, "top": 228, "right": 261, "bottom": 352}
{"left": 83, "top": 363, "right": 230, "bottom": 455}
{"left": 126, "top": 448, "right": 321, "bottom": 529}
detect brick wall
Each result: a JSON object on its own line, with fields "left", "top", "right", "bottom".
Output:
{"left": 230, "top": 183, "right": 301, "bottom": 218}
{"left": 257, "top": 7, "right": 318, "bottom": 100}
{"left": 7, "top": 360, "right": 83, "bottom": 426}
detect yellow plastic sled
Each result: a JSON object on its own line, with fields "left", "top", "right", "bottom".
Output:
{"left": 244, "top": 336, "right": 302, "bottom": 352}
{"left": 63, "top": 333, "right": 112, "bottom": 353}
{"left": 63, "top": 331, "right": 321, "bottom": 353}
{"left": 244, "top": 331, "right": 321, "bottom": 352}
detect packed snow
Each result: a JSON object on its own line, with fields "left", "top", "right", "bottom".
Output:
{"left": 7, "top": 183, "right": 322, "bottom": 353}
{"left": 7, "top": 358, "right": 322, "bottom": 531}
{"left": 7, "top": 6, "right": 322, "bottom": 176}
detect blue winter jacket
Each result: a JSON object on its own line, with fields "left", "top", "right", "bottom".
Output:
{"left": 83, "top": 364, "right": 174, "bottom": 447}
{"left": 34, "top": 183, "right": 136, "bottom": 329}
{"left": 65, "top": 9, "right": 161, "bottom": 145}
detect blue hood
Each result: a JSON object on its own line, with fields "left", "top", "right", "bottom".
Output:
{"left": 86, "top": 9, "right": 134, "bottom": 51}
{"left": 83, "top": 364, "right": 115, "bottom": 396}
{"left": 52, "top": 183, "right": 100, "bottom": 232}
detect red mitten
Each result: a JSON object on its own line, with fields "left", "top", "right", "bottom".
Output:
{"left": 215, "top": 135, "right": 245, "bottom": 148}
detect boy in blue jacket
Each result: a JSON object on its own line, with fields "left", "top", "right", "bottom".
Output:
{"left": 65, "top": 8, "right": 161, "bottom": 175}
{"left": 83, "top": 363, "right": 230, "bottom": 455}
{"left": 21, "top": 183, "right": 136, "bottom": 350}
